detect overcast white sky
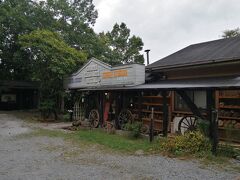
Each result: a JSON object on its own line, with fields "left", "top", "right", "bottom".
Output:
{"left": 92, "top": 0, "right": 240, "bottom": 65}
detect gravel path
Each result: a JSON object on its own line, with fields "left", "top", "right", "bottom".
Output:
{"left": 0, "top": 113, "right": 239, "bottom": 180}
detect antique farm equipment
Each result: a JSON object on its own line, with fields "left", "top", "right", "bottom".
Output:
{"left": 178, "top": 116, "right": 197, "bottom": 134}
{"left": 117, "top": 109, "right": 133, "bottom": 129}
{"left": 88, "top": 109, "right": 100, "bottom": 128}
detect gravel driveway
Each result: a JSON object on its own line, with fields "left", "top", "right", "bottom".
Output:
{"left": 0, "top": 113, "right": 239, "bottom": 180}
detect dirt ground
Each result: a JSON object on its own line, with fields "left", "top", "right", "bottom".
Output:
{"left": 0, "top": 112, "right": 240, "bottom": 180}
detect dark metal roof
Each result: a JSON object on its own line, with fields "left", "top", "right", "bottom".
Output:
{"left": 0, "top": 81, "right": 39, "bottom": 89}
{"left": 147, "top": 37, "right": 240, "bottom": 70}
{"left": 78, "top": 76, "right": 240, "bottom": 91}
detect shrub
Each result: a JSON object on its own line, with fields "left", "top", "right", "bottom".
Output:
{"left": 196, "top": 119, "right": 210, "bottom": 137}
{"left": 124, "top": 121, "right": 142, "bottom": 138}
{"left": 39, "top": 100, "right": 55, "bottom": 119}
{"left": 217, "top": 143, "right": 240, "bottom": 158}
{"left": 63, "top": 113, "right": 70, "bottom": 121}
{"left": 160, "top": 131, "right": 211, "bottom": 155}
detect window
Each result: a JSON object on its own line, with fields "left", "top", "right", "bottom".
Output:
{"left": 1, "top": 94, "right": 16, "bottom": 103}
{"left": 194, "top": 91, "right": 206, "bottom": 109}
{"left": 174, "top": 91, "right": 206, "bottom": 111}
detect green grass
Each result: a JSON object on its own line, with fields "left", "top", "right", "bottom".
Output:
{"left": 75, "top": 130, "right": 160, "bottom": 153}
{"left": 21, "top": 128, "right": 161, "bottom": 154}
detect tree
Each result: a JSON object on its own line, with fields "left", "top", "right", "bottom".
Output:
{"left": 19, "top": 29, "right": 87, "bottom": 117}
{"left": 0, "top": 0, "right": 98, "bottom": 80}
{"left": 100, "top": 23, "right": 144, "bottom": 65}
{"left": 222, "top": 28, "right": 240, "bottom": 38}
{"left": 45, "top": 0, "right": 98, "bottom": 26}
{"left": 39, "top": 0, "right": 101, "bottom": 59}
{"left": 0, "top": 0, "right": 38, "bottom": 80}
{"left": 0, "top": 1, "right": 145, "bottom": 80}
{"left": 0, "top": 0, "right": 146, "bottom": 116}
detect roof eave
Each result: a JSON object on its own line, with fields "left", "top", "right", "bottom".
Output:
{"left": 146, "top": 58, "right": 240, "bottom": 72}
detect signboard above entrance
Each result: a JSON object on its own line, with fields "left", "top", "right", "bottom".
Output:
{"left": 64, "top": 58, "right": 145, "bottom": 89}
{"left": 102, "top": 69, "right": 128, "bottom": 79}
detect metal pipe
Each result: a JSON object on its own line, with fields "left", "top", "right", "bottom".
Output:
{"left": 144, "top": 49, "right": 150, "bottom": 65}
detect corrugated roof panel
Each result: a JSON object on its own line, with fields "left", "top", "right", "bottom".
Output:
{"left": 147, "top": 37, "right": 240, "bottom": 70}
{"left": 77, "top": 76, "right": 240, "bottom": 91}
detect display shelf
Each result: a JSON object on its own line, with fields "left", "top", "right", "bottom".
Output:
{"left": 219, "top": 96, "right": 240, "bottom": 99}
{"left": 131, "top": 93, "right": 172, "bottom": 134}
{"left": 216, "top": 90, "right": 240, "bottom": 142}
{"left": 218, "top": 128, "right": 240, "bottom": 143}
{"left": 142, "top": 118, "right": 162, "bottom": 123}
{"left": 219, "top": 105, "right": 240, "bottom": 109}
{"left": 219, "top": 137, "right": 240, "bottom": 143}
{"left": 172, "top": 111, "right": 207, "bottom": 116}
{"left": 218, "top": 116, "right": 240, "bottom": 120}
{"left": 218, "top": 127, "right": 240, "bottom": 130}
{"left": 142, "top": 96, "right": 171, "bottom": 99}
{"left": 132, "top": 109, "right": 163, "bottom": 114}
{"left": 173, "top": 111, "right": 194, "bottom": 115}
{"left": 141, "top": 102, "right": 164, "bottom": 106}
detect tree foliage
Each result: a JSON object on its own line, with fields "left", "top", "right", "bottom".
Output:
{"left": 0, "top": 0, "right": 98, "bottom": 80}
{"left": 222, "top": 28, "right": 240, "bottom": 38}
{"left": 19, "top": 29, "right": 86, "bottom": 79}
{"left": 100, "top": 23, "right": 144, "bottom": 65}
{"left": 0, "top": 1, "right": 145, "bottom": 79}
{"left": 19, "top": 29, "right": 87, "bottom": 112}
{"left": 0, "top": 0, "right": 145, "bottom": 114}
{"left": 0, "top": 0, "right": 36, "bottom": 80}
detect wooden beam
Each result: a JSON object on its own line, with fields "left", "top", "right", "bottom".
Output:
{"left": 122, "top": 91, "right": 126, "bottom": 109}
{"left": 85, "top": 92, "right": 90, "bottom": 119}
{"left": 99, "top": 92, "right": 104, "bottom": 127}
{"left": 149, "top": 107, "right": 154, "bottom": 142}
{"left": 207, "top": 90, "right": 213, "bottom": 138}
{"left": 138, "top": 91, "right": 142, "bottom": 121}
{"left": 162, "top": 90, "right": 168, "bottom": 137}
{"left": 176, "top": 90, "right": 205, "bottom": 120}
{"left": 207, "top": 89, "right": 218, "bottom": 155}
{"left": 115, "top": 92, "right": 120, "bottom": 119}
{"left": 69, "top": 90, "right": 76, "bottom": 121}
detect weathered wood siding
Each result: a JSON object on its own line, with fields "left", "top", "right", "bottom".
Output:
{"left": 65, "top": 58, "right": 145, "bottom": 89}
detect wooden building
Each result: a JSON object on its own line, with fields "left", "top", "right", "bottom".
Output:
{"left": 0, "top": 81, "right": 39, "bottom": 110}
{"left": 146, "top": 37, "right": 240, "bottom": 142}
{"left": 65, "top": 37, "right": 240, "bottom": 147}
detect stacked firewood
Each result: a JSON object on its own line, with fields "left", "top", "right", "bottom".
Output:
{"left": 218, "top": 119, "right": 240, "bottom": 129}
{"left": 219, "top": 110, "right": 240, "bottom": 117}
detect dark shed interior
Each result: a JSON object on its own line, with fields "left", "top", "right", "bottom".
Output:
{"left": 0, "top": 81, "right": 39, "bottom": 110}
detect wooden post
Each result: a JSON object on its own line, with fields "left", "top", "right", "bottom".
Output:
{"left": 207, "top": 89, "right": 218, "bottom": 155}
{"left": 69, "top": 90, "right": 75, "bottom": 121}
{"left": 138, "top": 91, "right": 142, "bottom": 121}
{"left": 162, "top": 90, "right": 169, "bottom": 137}
{"left": 99, "top": 91, "right": 104, "bottom": 127}
{"left": 115, "top": 92, "right": 120, "bottom": 119}
{"left": 149, "top": 107, "right": 154, "bottom": 142}
{"left": 122, "top": 91, "right": 126, "bottom": 109}
{"left": 85, "top": 92, "right": 90, "bottom": 119}
{"left": 212, "top": 109, "right": 218, "bottom": 155}
{"left": 114, "top": 91, "right": 122, "bottom": 129}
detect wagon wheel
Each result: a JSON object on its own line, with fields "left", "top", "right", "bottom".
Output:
{"left": 103, "top": 120, "right": 115, "bottom": 133}
{"left": 88, "top": 109, "right": 100, "bottom": 128}
{"left": 178, "top": 116, "right": 197, "bottom": 134}
{"left": 118, "top": 109, "right": 133, "bottom": 129}
{"left": 141, "top": 124, "right": 150, "bottom": 134}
